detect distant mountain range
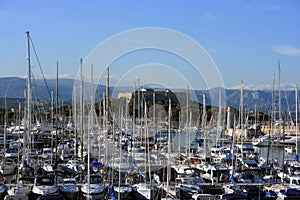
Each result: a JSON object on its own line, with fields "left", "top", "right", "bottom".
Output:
{"left": 0, "top": 77, "right": 298, "bottom": 114}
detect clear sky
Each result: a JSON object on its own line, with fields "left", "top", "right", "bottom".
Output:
{"left": 0, "top": 0, "right": 300, "bottom": 90}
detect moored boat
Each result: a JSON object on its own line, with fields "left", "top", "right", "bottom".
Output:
{"left": 81, "top": 174, "right": 106, "bottom": 200}
{"left": 4, "top": 195, "right": 28, "bottom": 200}
{"left": 0, "top": 158, "right": 17, "bottom": 176}
{"left": 112, "top": 182, "right": 132, "bottom": 199}
{"left": 132, "top": 182, "right": 158, "bottom": 200}
{"left": 31, "top": 175, "right": 58, "bottom": 198}
{"left": 59, "top": 178, "right": 79, "bottom": 200}
{"left": 0, "top": 183, "right": 7, "bottom": 200}
{"left": 37, "top": 194, "right": 65, "bottom": 200}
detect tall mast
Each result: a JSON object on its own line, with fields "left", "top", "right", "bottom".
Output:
{"left": 153, "top": 91, "right": 156, "bottom": 137}
{"left": 267, "top": 75, "right": 275, "bottom": 165}
{"left": 55, "top": 61, "right": 59, "bottom": 161}
{"left": 131, "top": 83, "right": 136, "bottom": 159}
{"left": 185, "top": 86, "right": 190, "bottom": 156}
{"left": 278, "top": 61, "right": 282, "bottom": 134}
{"left": 90, "top": 64, "right": 94, "bottom": 130}
{"left": 26, "top": 31, "right": 31, "bottom": 162}
{"left": 105, "top": 67, "right": 109, "bottom": 165}
{"left": 217, "top": 88, "right": 222, "bottom": 146}
{"left": 87, "top": 64, "right": 93, "bottom": 197}
{"left": 4, "top": 92, "right": 7, "bottom": 160}
{"left": 137, "top": 79, "right": 140, "bottom": 138}
{"left": 166, "top": 90, "right": 171, "bottom": 192}
{"left": 51, "top": 90, "right": 54, "bottom": 164}
{"left": 296, "top": 84, "right": 298, "bottom": 156}
{"left": 73, "top": 86, "right": 77, "bottom": 158}
{"left": 202, "top": 93, "right": 206, "bottom": 130}
{"left": 80, "top": 59, "right": 84, "bottom": 161}
{"left": 106, "top": 67, "right": 110, "bottom": 125}
{"left": 240, "top": 80, "right": 244, "bottom": 128}
{"left": 202, "top": 93, "right": 207, "bottom": 157}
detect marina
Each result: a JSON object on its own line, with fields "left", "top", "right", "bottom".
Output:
{"left": 1, "top": 126, "right": 300, "bottom": 200}
{"left": 0, "top": 43, "right": 299, "bottom": 200}
{"left": 0, "top": 7, "right": 300, "bottom": 200}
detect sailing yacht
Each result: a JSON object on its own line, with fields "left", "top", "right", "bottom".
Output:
{"left": 59, "top": 178, "right": 80, "bottom": 199}
{"left": 132, "top": 182, "right": 158, "bottom": 200}
{"left": 81, "top": 174, "right": 106, "bottom": 199}
{"left": 0, "top": 182, "right": 7, "bottom": 200}
{"left": 6, "top": 183, "right": 30, "bottom": 200}
{"left": 252, "top": 135, "right": 272, "bottom": 147}
{"left": 0, "top": 158, "right": 17, "bottom": 176}
{"left": 112, "top": 181, "right": 133, "bottom": 199}
{"left": 31, "top": 174, "right": 58, "bottom": 198}
{"left": 0, "top": 93, "right": 17, "bottom": 176}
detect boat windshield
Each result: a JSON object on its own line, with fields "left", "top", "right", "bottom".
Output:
{"left": 90, "top": 176, "right": 102, "bottom": 184}
{"left": 36, "top": 177, "right": 54, "bottom": 186}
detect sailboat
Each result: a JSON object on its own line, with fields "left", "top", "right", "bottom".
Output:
{"left": 19, "top": 31, "right": 36, "bottom": 183}
{"left": 80, "top": 64, "right": 106, "bottom": 200}
{"left": 0, "top": 158, "right": 16, "bottom": 176}
{"left": 4, "top": 32, "right": 37, "bottom": 200}
{"left": 111, "top": 105, "right": 133, "bottom": 200}
{"left": 59, "top": 178, "right": 80, "bottom": 199}
{"left": 0, "top": 92, "right": 17, "bottom": 176}
{"left": 158, "top": 90, "right": 179, "bottom": 200}
{"left": 132, "top": 89, "right": 158, "bottom": 200}
{"left": 31, "top": 174, "right": 58, "bottom": 198}
{"left": 111, "top": 181, "right": 132, "bottom": 199}
{"left": 0, "top": 182, "right": 7, "bottom": 200}
{"left": 81, "top": 174, "right": 106, "bottom": 199}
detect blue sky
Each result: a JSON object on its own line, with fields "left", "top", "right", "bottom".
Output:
{"left": 0, "top": 0, "right": 300, "bottom": 90}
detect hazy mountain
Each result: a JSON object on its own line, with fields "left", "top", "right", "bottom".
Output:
{"left": 0, "top": 77, "right": 298, "bottom": 115}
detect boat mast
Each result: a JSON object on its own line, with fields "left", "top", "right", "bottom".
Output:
{"left": 55, "top": 61, "right": 59, "bottom": 162}
{"left": 4, "top": 92, "right": 7, "bottom": 161}
{"left": 118, "top": 106, "right": 123, "bottom": 200}
{"left": 73, "top": 87, "right": 77, "bottom": 158}
{"left": 166, "top": 89, "right": 171, "bottom": 192}
{"left": 217, "top": 88, "right": 222, "bottom": 147}
{"left": 105, "top": 67, "right": 109, "bottom": 165}
{"left": 202, "top": 93, "right": 206, "bottom": 130}
{"left": 296, "top": 84, "right": 298, "bottom": 156}
{"left": 131, "top": 83, "right": 136, "bottom": 159}
{"left": 80, "top": 59, "right": 84, "bottom": 162}
{"left": 26, "top": 31, "right": 31, "bottom": 162}
{"left": 202, "top": 93, "right": 207, "bottom": 158}
{"left": 240, "top": 80, "right": 244, "bottom": 129}
{"left": 106, "top": 67, "right": 110, "bottom": 126}
{"left": 145, "top": 97, "right": 152, "bottom": 184}
{"left": 87, "top": 64, "right": 93, "bottom": 197}
{"left": 137, "top": 79, "right": 140, "bottom": 139}
{"left": 267, "top": 75, "right": 275, "bottom": 165}
{"left": 51, "top": 90, "right": 54, "bottom": 164}
{"left": 185, "top": 86, "right": 189, "bottom": 156}
{"left": 278, "top": 61, "right": 282, "bottom": 136}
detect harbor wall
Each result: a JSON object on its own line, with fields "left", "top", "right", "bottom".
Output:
{"left": 225, "top": 128, "right": 262, "bottom": 140}
{"left": 260, "top": 125, "right": 300, "bottom": 136}
{"left": 225, "top": 126, "right": 300, "bottom": 140}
